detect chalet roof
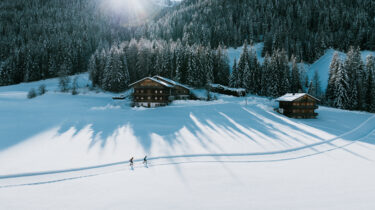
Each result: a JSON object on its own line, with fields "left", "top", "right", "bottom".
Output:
{"left": 276, "top": 93, "right": 320, "bottom": 102}
{"left": 210, "top": 84, "right": 246, "bottom": 92}
{"left": 153, "top": 75, "right": 191, "bottom": 90}
{"left": 129, "top": 77, "right": 173, "bottom": 88}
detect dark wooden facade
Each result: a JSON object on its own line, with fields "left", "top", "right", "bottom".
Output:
{"left": 130, "top": 78, "right": 172, "bottom": 108}
{"left": 129, "top": 76, "right": 191, "bottom": 108}
{"left": 276, "top": 93, "right": 319, "bottom": 118}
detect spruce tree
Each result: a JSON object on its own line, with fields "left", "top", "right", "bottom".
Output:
{"left": 326, "top": 52, "right": 341, "bottom": 105}
{"left": 365, "top": 55, "right": 375, "bottom": 112}
{"left": 334, "top": 62, "right": 350, "bottom": 109}
{"left": 229, "top": 58, "right": 238, "bottom": 88}
{"left": 236, "top": 41, "right": 249, "bottom": 88}
{"left": 344, "top": 46, "right": 364, "bottom": 110}
{"left": 290, "top": 55, "right": 302, "bottom": 93}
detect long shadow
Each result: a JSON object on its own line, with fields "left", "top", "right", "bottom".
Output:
{"left": 2, "top": 92, "right": 375, "bottom": 166}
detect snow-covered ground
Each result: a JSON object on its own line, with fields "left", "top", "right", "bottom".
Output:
{"left": 227, "top": 44, "right": 375, "bottom": 91}
{"left": 1, "top": 74, "right": 375, "bottom": 210}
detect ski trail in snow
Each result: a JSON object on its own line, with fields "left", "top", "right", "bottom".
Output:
{"left": 1, "top": 127, "right": 374, "bottom": 189}
{"left": 0, "top": 115, "right": 374, "bottom": 182}
{"left": 0, "top": 126, "right": 374, "bottom": 189}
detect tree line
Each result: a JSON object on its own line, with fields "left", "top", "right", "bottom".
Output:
{"left": 88, "top": 39, "right": 230, "bottom": 92}
{"left": 326, "top": 47, "right": 375, "bottom": 112}
{"left": 229, "top": 42, "right": 312, "bottom": 98}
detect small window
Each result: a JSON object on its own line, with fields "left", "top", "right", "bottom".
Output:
{"left": 155, "top": 90, "right": 158, "bottom": 94}
{"left": 155, "top": 97, "right": 158, "bottom": 100}
{"left": 160, "top": 90, "right": 163, "bottom": 94}
{"left": 141, "top": 97, "right": 144, "bottom": 100}
{"left": 141, "top": 90, "right": 144, "bottom": 93}
{"left": 148, "top": 96, "right": 151, "bottom": 100}
{"left": 160, "top": 97, "right": 163, "bottom": 100}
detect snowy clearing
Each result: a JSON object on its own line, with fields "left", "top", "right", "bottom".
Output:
{"left": 0, "top": 74, "right": 375, "bottom": 210}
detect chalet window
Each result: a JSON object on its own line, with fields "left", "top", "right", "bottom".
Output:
{"left": 136, "top": 97, "right": 139, "bottom": 99}
{"left": 141, "top": 90, "right": 144, "bottom": 93}
{"left": 160, "top": 90, "right": 163, "bottom": 93}
{"left": 141, "top": 97, "right": 144, "bottom": 100}
{"left": 155, "top": 97, "right": 158, "bottom": 100}
{"left": 148, "top": 96, "right": 151, "bottom": 100}
{"left": 155, "top": 90, "right": 158, "bottom": 94}
{"left": 160, "top": 97, "right": 163, "bottom": 100}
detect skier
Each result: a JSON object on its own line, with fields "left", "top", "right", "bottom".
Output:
{"left": 129, "top": 157, "right": 134, "bottom": 167}
{"left": 143, "top": 155, "right": 147, "bottom": 165}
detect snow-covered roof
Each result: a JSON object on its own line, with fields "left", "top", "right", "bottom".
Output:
{"left": 210, "top": 84, "right": 246, "bottom": 92}
{"left": 153, "top": 75, "right": 191, "bottom": 90}
{"left": 276, "top": 93, "right": 320, "bottom": 102}
{"left": 129, "top": 77, "right": 173, "bottom": 88}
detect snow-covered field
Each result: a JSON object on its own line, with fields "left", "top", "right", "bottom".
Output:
{"left": 1, "top": 74, "right": 375, "bottom": 210}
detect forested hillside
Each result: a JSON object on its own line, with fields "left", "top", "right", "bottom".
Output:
{"left": 138, "top": 0, "right": 375, "bottom": 63}
{"left": 0, "top": 0, "right": 150, "bottom": 86}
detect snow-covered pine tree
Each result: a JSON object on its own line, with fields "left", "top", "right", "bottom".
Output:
{"left": 187, "top": 48, "right": 196, "bottom": 86}
{"left": 365, "top": 67, "right": 375, "bottom": 112}
{"left": 308, "top": 71, "right": 322, "bottom": 99}
{"left": 334, "top": 62, "right": 350, "bottom": 109}
{"left": 126, "top": 39, "right": 139, "bottom": 82}
{"left": 174, "top": 42, "right": 184, "bottom": 82}
{"left": 247, "top": 47, "right": 260, "bottom": 94}
{"left": 268, "top": 52, "right": 279, "bottom": 97}
{"left": 242, "top": 60, "right": 251, "bottom": 91}
{"left": 205, "top": 49, "right": 214, "bottom": 85}
{"left": 260, "top": 54, "right": 271, "bottom": 96}
{"left": 102, "top": 48, "right": 130, "bottom": 92}
{"left": 326, "top": 52, "right": 341, "bottom": 105}
{"left": 58, "top": 63, "right": 71, "bottom": 92}
{"left": 229, "top": 58, "right": 238, "bottom": 88}
{"left": 215, "top": 45, "right": 230, "bottom": 86}
{"left": 290, "top": 55, "right": 302, "bottom": 93}
{"left": 365, "top": 55, "right": 375, "bottom": 112}
{"left": 236, "top": 41, "right": 249, "bottom": 88}
{"left": 275, "top": 49, "right": 291, "bottom": 96}
{"left": 344, "top": 46, "right": 364, "bottom": 110}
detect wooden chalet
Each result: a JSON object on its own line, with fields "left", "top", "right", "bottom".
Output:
{"left": 153, "top": 76, "right": 191, "bottom": 100}
{"left": 276, "top": 93, "right": 320, "bottom": 118}
{"left": 129, "top": 76, "right": 191, "bottom": 108}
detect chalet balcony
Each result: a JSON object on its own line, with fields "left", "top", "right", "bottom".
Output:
{"left": 288, "top": 112, "right": 318, "bottom": 117}
{"left": 283, "top": 105, "right": 319, "bottom": 109}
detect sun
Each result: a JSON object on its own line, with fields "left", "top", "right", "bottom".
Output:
{"left": 105, "top": 0, "right": 145, "bottom": 15}
{"left": 109, "top": 0, "right": 143, "bottom": 12}
{"left": 101, "top": 0, "right": 150, "bottom": 25}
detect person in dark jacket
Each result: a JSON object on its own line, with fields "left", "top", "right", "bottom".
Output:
{"left": 143, "top": 156, "right": 147, "bottom": 165}
{"left": 129, "top": 157, "right": 134, "bottom": 166}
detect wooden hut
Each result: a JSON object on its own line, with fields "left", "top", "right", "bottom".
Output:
{"left": 129, "top": 76, "right": 191, "bottom": 108}
{"left": 276, "top": 93, "right": 320, "bottom": 118}
{"left": 129, "top": 77, "right": 173, "bottom": 108}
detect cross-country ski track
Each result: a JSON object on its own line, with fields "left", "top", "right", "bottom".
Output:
{"left": 1, "top": 112, "right": 374, "bottom": 189}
